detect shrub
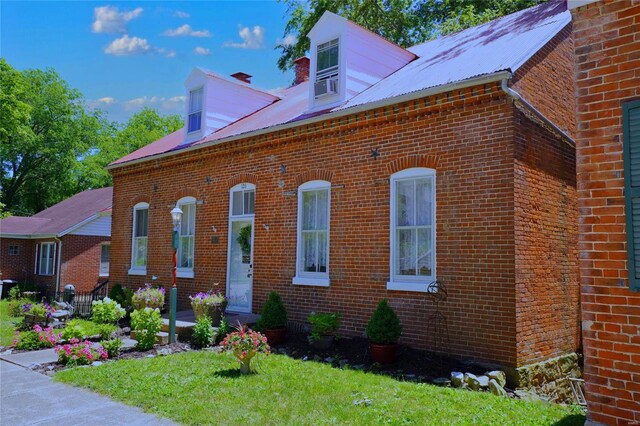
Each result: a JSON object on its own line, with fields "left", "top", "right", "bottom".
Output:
{"left": 8, "top": 298, "right": 30, "bottom": 317}
{"left": 214, "top": 317, "right": 231, "bottom": 344}
{"left": 22, "top": 302, "right": 54, "bottom": 319}
{"left": 91, "top": 298, "right": 125, "bottom": 324}
{"left": 366, "top": 299, "right": 402, "bottom": 345}
{"left": 55, "top": 339, "right": 108, "bottom": 366}
{"left": 97, "top": 324, "right": 117, "bottom": 340}
{"left": 192, "top": 316, "right": 213, "bottom": 349}
{"left": 308, "top": 312, "right": 341, "bottom": 341}
{"left": 13, "top": 325, "right": 62, "bottom": 350}
{"left": 132, "top": 284, "right": 165, "bottom": 310}
{"left": 108, "top": 284, "right": 134, "bottom": 309}
{"left": 256, "top": 292, "right": 287, "bottom": 330}
{"left": 131, "top": 308, "right": 162, "bottom": 350}
{"left": 100, "top": 338, "right": 123, "bottom": 358}
{"left": 9, "top": 286, "right": 21, "bottom": 300}
{"left": 61, "top": 320, "right": 86, "bottom": 341}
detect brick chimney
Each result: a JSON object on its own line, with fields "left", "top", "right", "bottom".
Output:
{"left": 230, "top": 72, "right": 252, "bottom": 84}
{"left": 294, "top": 56, "right": 310, "bottom": 85}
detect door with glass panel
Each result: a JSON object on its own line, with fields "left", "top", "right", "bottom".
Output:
{"left": 226, "top": 184, "right": 255, "bottom": 312}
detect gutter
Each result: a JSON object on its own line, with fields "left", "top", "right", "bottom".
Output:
{"left": 500, "top": 77, "right": 575, "bottom": 146}
{"left": 54, "top": 237, "right": 63, "bottom": 300}
{"left": 107, "top": 71, "right": 512, "bottom": 171}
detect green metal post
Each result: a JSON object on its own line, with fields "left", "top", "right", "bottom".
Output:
{"left": 170, "top": 229, "right": 178, "bottom": 344}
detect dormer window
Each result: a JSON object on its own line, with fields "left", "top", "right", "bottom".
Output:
{"left": 314, "top": 39, "right": 339, "bottom": 98}
{"left": 188, "top": 88, "right": 203, "bottom": 133}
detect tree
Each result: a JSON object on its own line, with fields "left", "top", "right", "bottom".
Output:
{"left": 276, "top": 0, "right": 542, "bottom": 71}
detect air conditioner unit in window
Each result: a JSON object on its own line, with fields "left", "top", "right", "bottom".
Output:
{"left": 314, "top": 77, "right": 338, "bottom": 98}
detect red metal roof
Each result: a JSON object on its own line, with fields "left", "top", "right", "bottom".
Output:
{"left": 0, "top": 187, "right": 113, "bottom": 237}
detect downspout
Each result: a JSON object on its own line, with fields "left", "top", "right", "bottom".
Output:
{"left": 54, "top": 237, "right": 62, "bottom": 300}
{"left": 500, "top": 77, "right": 575, "bottom": 145}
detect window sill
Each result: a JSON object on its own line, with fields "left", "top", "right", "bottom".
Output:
{"left": 98, "top": 273, "right": 109, "bottom": 277}
{"left": 176, "top": 270, "right": 194, "bottom": 279}
{"left": 128, "top": 268, "right": 146, "bottom": 276}
{"left": 386, "top": 281, "right": 436, "bottom": 293}
{"left": 292, "top": 276, "right": 330, "bottom": 287}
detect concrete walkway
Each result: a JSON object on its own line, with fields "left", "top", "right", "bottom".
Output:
{"left": 1, "top": 354, "right": 176, "bottom": 425}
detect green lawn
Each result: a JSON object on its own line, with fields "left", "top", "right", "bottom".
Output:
{"left": 55, "top": 351, "right": 584, "bottom": 425}
{"left": 0, "top": 300, "right": 20, "bottom": 346}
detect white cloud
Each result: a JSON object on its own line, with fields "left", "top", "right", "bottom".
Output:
{"left": 104, "top": 35, "right": 151, "bottom": 56}
{"left": 97, "top": 97, "right": 116, "bottom": 105}
{"left": 92, "top": 6, "right": 143, "bottom": 34}
{"left": 157, "top": 48, "right": 177, "bottom": 58}
{"left": 194, "top": 47, "right": 211, "bottom": 56}
{"left": 174, "top": 10, "right": 190, "bottom": 18}
{"left": 123, "top": 95, "right": 185, "bottom": 112}
{"left": 163, "top": 24, "right": 211, "bottom": 37}
{"left": 224, "top": 25, "right": 264, "bottom": 49}
{"left": 279, "top": 34, "right": 297, "bottom": 47}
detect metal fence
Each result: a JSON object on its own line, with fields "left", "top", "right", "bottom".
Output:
{"left": 68, "top": 281, "right": 109, "bottom": 317}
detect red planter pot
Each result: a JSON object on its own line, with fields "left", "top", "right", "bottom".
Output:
{"left": 264, "top": 327, "right": 287, "bottom": 345}
{"left": 369, "top": 343, "right": 397, "bottom": 364}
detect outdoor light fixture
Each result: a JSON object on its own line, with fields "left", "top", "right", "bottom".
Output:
{"left": 168, "top": 205, "right": 183, "bottom": 345}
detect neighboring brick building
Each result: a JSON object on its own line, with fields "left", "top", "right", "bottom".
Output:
{"left": 0, "top": 188, "right": 112, "bottom": 295}
{"left": 108, "top": 2, "right": 580, "bottom": 381}
{"left": 569, "top": 1, "right": 640, "bottom": 424}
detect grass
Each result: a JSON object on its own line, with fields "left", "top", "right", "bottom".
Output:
{"left": 0, "top": 300, "right": 20, "bottom": 346}
{"left": 64, "top": 319, "right": 105, "bottom": 338}
{"left": 55, "top": 351, "right": 585, "bottom": 425}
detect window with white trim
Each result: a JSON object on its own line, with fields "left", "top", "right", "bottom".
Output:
{"left": 387, "top": 168, "right": 436, "bottom": 292}
{"left": 8, "top": 245, "right": 19, "bottom": 256}
{"left": 177, "top": 197, "right": 196, "bottom": 278}
{"left": 294, "top": 180, "right": 330, "bottom": 286}
{"left": 130, "top": 202, "right": 148, "bottom": 275}
{"left": 99, "top": 243, "right": 110, "bottom": 276}
{"left": 314, "top": 39, "right": 339, "bottom": 98}
{"left": 188, "top": 88, "right": 203, "bottom": 133}
{"left": 38, "top": 242, "right": 55, "bottom": 276}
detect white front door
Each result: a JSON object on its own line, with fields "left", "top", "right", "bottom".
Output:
{"left": 226, "top": 184, "right": 255, "bottom": 312}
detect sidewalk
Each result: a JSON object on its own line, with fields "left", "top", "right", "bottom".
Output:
{"left": 1, "top": 357, "right": 177, "bottom": 425}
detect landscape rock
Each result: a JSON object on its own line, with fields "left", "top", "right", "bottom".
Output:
{"left": 157, "top": 348, "right": 173, "bottom": 356}
{"left": 514, "top": 389, "right": 547, "bottom": 403}
{"left": 324, "top": 357, "right": 334, "bottom": 363}
{"left": 487, "top": 370, "right": 506, "bottom": 387}
{"left": 464, "top": 373, "right": 481, "bottom": 391}
{"left": 451, "top": 371, "right": 464, "bottom": 388}
{"left": 92, "top": 361, "right": 103, "bottom": 367}
{"left": 28, "top": 363, "right": 42, "bottom": 370}
{"left": 432, "top": 377, "right": 451, "bottom": 386}
{"left": 489, "top": 379, "right": 508, "bottom": 397}
{"left": 477, "top": 375, "right": 490, "bottom": 388}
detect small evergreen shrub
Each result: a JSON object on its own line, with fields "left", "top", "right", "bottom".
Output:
{"left": 108, "top": 284, "right": 134, "bottom": 309}
{"left": 257, "top": 292, "right": 287, "bottom": 331}
{"left": 365, "top": 299, "right": 402, "bottom": 345}
{"left": 215, "top": 317, "right": 231, "bottom": 344}
{"left": 308, "top": 312, "right": 341, "bottom": 341}
{"left": 131, "top": 308, "right": 162, "bottom": 350}
{"left": 192, "top": 316, "right": 213, "bottom": 349}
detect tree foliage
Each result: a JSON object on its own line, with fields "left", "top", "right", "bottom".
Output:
{"left": 276, "top": 0, "right": 543, "bottom": 71}
{"left": 0, "top": 59, "right": 182, "bottom": 215}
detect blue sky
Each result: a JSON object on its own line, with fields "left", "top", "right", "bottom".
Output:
{"left": 1, "top": 1, "right": 296, "bottom": 122}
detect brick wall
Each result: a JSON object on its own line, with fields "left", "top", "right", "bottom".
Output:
{"left": 60, "top": 235, "right": 110, "bottom": 293}
{"left": 571, "top": 1, "right": 640, "bottom": 424}
{"left": 0, "top": 238, "right": 34, "bottom": 283}
{"left": 111, "top": 78, "right": 576, "bottom": 367}
{"left": 513, "top": 108, "right": 580, "bottom": 366}
{"left": 513, "top": 23, "right": 577, "bottom": 140}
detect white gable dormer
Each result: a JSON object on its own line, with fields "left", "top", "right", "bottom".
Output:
{"left": 307, "top": 12, "right": 416, "bottom": 112}
{"left": 182, "top": 68, "right": 280, "bottom": 145}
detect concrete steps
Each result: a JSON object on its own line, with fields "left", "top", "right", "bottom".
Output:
{"left": 130, "top": 331, "right": 177, "bottom": 345}
{"left": 161, "top": 319, "right": 196, "bottom": 342}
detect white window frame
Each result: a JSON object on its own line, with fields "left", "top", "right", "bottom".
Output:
{"left": 38, "top": 242, "right": 56, "bottom": 276}
{"left": 99, "top": 243, "right": 110, "bottom": 277}
{"left": 293, "top": 180, "right": 331, "bottom": 287}
{"left": 129, "top": 202, "right": 149, "bottom": 276}
{"left": 176, "top": 196, "right": 196, "bottom": 279}
{"left": 314, "top": 37, "right": 341, "bottom": 100}
{"left": 387, "top": 168, "right": 436, "bottom": 292}
{"left": 187, "top": 87, "right": 203, "bottom": 134}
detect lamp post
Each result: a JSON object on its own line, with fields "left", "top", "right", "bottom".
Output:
{"left": 169, "top": 206, "right": 183, "bottom": 344}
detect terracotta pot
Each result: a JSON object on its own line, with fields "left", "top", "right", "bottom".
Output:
{"left": 264, "top": 327, "right": 287, "bottom": 345}
{"left": 310, "top": 335, "right": 334, "bottom": 350}
{"left": 369, "top": 343, "right": 397, "bottom": 364}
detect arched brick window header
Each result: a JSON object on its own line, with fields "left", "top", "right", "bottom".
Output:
{"left": 386, "top": 155, "right": 439, "bottom": 175}
{"left": 294, "top": 169, "right": 334, "bottom": 187}
{"left": 130, "top": 195, "right": 150, "bottom": 207}
{"left": 173, "top": 188, "right": 199, "bottom": 201}
{"left": 227, "top": 173, "right": 258, "bottom": 188}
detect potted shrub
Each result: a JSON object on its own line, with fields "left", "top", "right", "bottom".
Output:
{"left": 366, "top": 299, "right": 402, "bottom": 364}
{"left": 132, "top": 284, "right": 165, "bottom": 310}
{"left": 256, "top": 292, "right": 287, "bottom": 345}
{"left": 189, "top": 290, "right": 227, "bottom": 327}
{"left": 221, "top": 324, "right": 270, "bottom": 374}
{"left": 308, "top": 312, "right": 341, "bottom": 350}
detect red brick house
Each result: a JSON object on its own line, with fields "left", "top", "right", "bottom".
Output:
{"left": 569, "top": 1, "right": 640, "bottom": 424}
{"left": 0, "top": 187, "right": 112, "bottom": 296}
{"left": 108, "top": 2, "right": 580, "bottom": 385}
